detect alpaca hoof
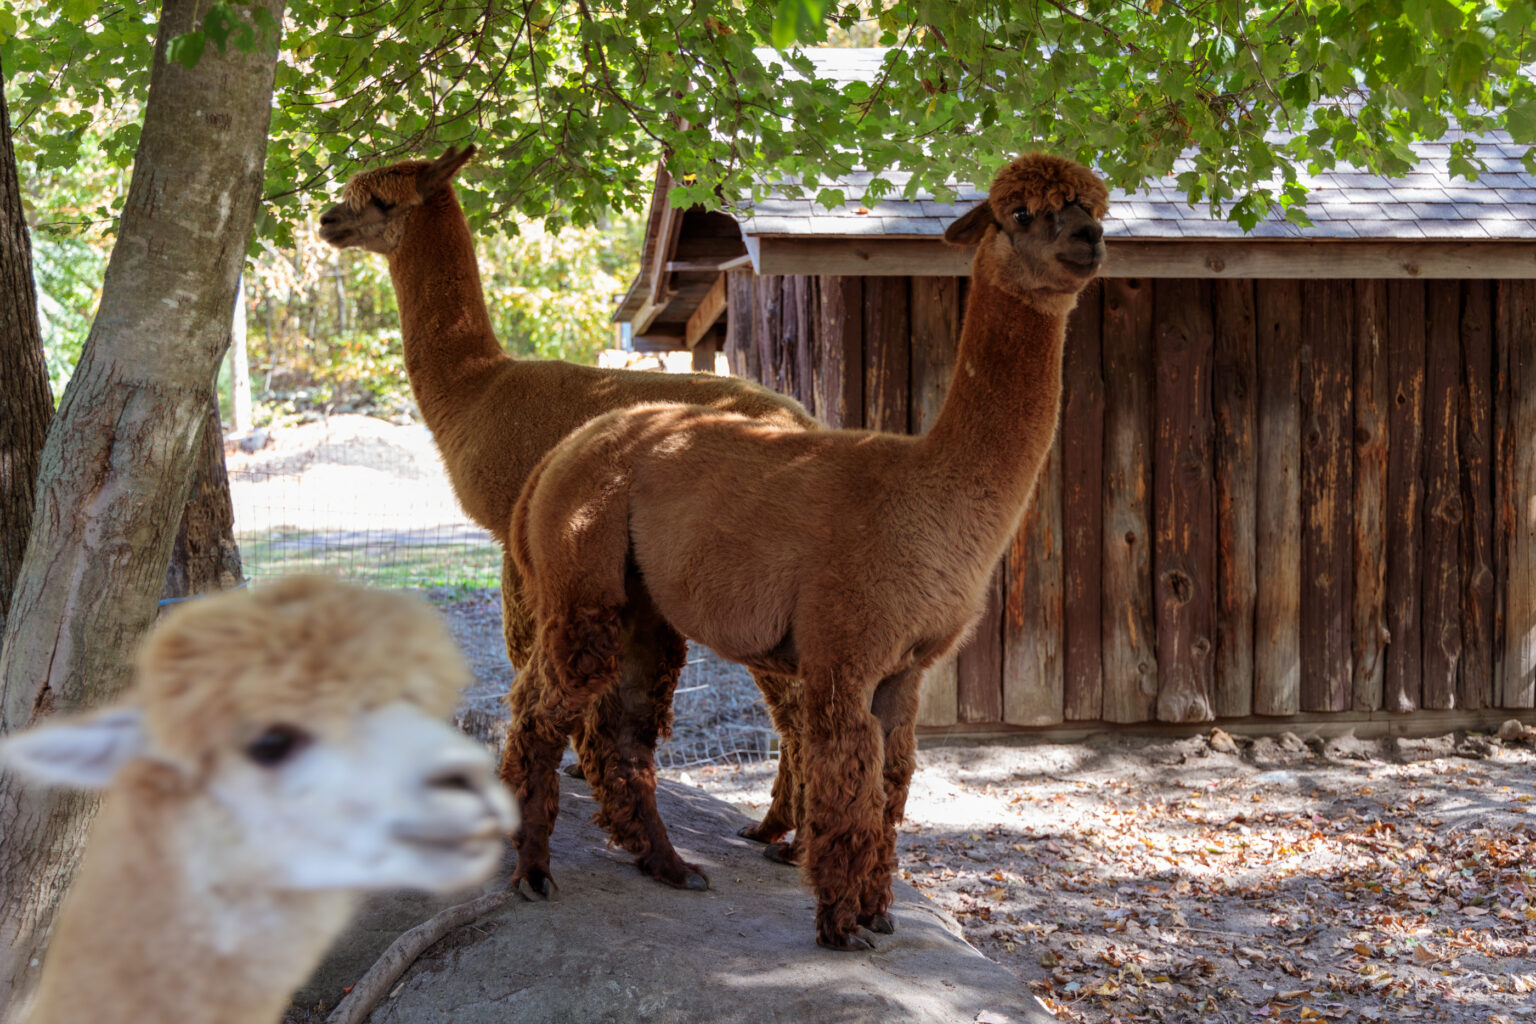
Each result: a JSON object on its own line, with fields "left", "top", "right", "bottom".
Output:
{"left": 737, "top": 821, "right": 778, "bottom": 843}
{"left": 512, "top": 868, "right": 555, "bottom": 901}
{"left": 562, "top": 761, "right": 586, "bottom": 780}
{"left": 638, "top": 856, "right": 711, "bottom": 891}
{"left": 817, "top": 927, "right": 877, "bottom": 952}
{"left": 861, "top": 911, "right": 895, "bottom": 935}
{"left": 763, "top": 840, "right": 800, "bottom": 866}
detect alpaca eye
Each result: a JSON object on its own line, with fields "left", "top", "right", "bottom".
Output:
{"left": 1013, "top": 208, "right": 1034, "bottom": 227}
{"left": 371, "top": 197, "right": 395, "bottom": 213}
{"left": 246, "top": 724, "right": 310, "bottom": 767}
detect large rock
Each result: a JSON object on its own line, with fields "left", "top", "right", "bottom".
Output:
{"left": 301, "top": 777, "right": 1055, "bottom": 1024}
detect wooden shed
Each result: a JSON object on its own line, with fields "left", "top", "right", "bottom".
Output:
{"left": 614, "top": 123, "right": 1536, "bottom": 739}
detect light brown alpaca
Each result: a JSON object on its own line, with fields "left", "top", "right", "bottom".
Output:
{"left": 0, "top": 578, "right": 516, "bottom": 1024}
{"left": 316, "top": 147, "right": 813, "bottom": 879}
{"left": 505, "top": 152, "right": 1108, "bottom": 949}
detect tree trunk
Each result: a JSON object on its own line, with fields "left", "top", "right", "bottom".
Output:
{"left": 0, "top": 62, "right": 54, "bottom": 634}
{"left": 0, "top": 0, "right": 284, "bottom": 1008}
{"left": 161, "top": 387, "right": 244, "bottom": 601}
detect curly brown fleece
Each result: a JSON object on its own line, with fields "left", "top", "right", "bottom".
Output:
{"left": 505, "top": 152, "right": 1109, "bottom": 949}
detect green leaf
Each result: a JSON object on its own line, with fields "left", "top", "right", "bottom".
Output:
{"left": 165, "top": 30, "right": 205, "bottom": 70}
{"left": 771, "top": 0, "right": 826, "bottom": 50}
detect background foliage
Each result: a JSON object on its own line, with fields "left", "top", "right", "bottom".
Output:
{"left": 4, "top": 0, "right": 1535, "bottom": 405}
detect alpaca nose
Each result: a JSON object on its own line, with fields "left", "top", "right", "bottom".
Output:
{"left": 319, "top": 210, "right": 339, "bottom": 226}
{"left": 424, "top": 747, "right": 498, "bottom": 799}
{"left": 1073, "top": 221, "right": 1104, "bottom": 246}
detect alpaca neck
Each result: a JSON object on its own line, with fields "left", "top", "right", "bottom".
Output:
{"left": 26, "top": 771, "right": 355, "bottom": 1024}
{"left": 386, "top": 189, "right": 507, "bottom": 425}
{"left": 920, "top": 266, "right": 1073, "bottom": 532}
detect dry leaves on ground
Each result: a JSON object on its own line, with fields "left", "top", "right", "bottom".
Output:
{"left": 680, "top": 730, "right": 1536, "bottom": 1024}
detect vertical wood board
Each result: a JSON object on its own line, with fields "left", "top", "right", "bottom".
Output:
{"left": 1421, "top": 280, "right": 1463, "bottom": 709}
{"left": 1459, "top": 280, "right": 1494, "bottom": 711}
{"left": 1385, "top": 280, "right": 1427, "bottom": 712}
{"left": 814, "top": 276, "right": 863, "bottom": 430}
{"left": 1253, "top": 280, "right": 1303, "bottom": 716}
{"left": 957, "top": 568, "right": 1006, "bottom": 723}
{"left": 1152, "top": 278, "right": 1217, "bottom": 723}
{"left": 1004, "top": 442, "right": 1064, "bottom": 725}
{"left": 1496, "top": 281, "right": 1536, "bottom": 707}
{"left": 1062, "top": 281, "right": 1106, "bottom": 721}
{"left": 1352, "top": 281, "right": 1390, "bottom": 712}
{"left": 862, "top": 277, "right": 910, "bottom": 433}
{"left": 1299, "top": 280, "right": 1353, "bottom": 713}
{"left": 1100, "top": 277, "right": 1159, "bottom": 722}
{"left": 1212, "top": 279, "right": 1257, "bottom": 719}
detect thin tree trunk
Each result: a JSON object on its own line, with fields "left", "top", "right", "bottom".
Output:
{"left": 0, "top": 62, "right": 54, "bottom": 634}
{"left": 0, "top": 0, "right": 284, "bottom": 1008}
{"left": 162, "top": 386, "right": 244, "bottom": 601}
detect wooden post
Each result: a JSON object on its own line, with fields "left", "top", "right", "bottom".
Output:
{"left": 690, "top": 337, "right": 717, "bottom": 373}
{"left": 1421, "top": 280, "right": 1463, "bottom": 710}
{"left": 1100, "top": 277, "right": 1158, "bottom": 722}
{"left": 814, "top": 277, "right": 862, "bottom": 429}
{"left": 1352, "top": 281, "right": 1390, "bottom": 712}
{"left": 1459, "top": 280, "right": 1495, "bottom": 711}
{"left": 1005, "top": 442, "right": 1063, "bottom": 725}
{"left": 1300, "top": 280, "right": 1353, "bottom": 713}
{"left": 1153, "top": 278, "right": 1216, "bottom": 723}
{"left": 910, "top": 277, "right": 962, "bottom": 727}
{"left": 725, "top": 273, "right": 757, "bottom": 380}
{"left": 1385, "top": 280, "right": 1427, "bottom": 712}
{"left": 1254, "top": 280, "right": 1303, "bottom": 717}
{"left": 1496, "top": 280, "right": 1536, "bottom": 707}
{"left": 1212, "top": 279, "right": 1256, "bottom": 719}
{"left": 1062, "top": 281, "right": 1105, "bottom": 721}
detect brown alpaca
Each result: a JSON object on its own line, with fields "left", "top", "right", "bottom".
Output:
{"left": 505, "top": 152, "right": 1107, "bottom": 949}
{"left": 316, "top": 147, "right": 812, "bottom": 879}
{"left": 0, "top": 577, "right": 515, "bottom": 1024}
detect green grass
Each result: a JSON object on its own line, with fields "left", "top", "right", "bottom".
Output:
{"left": 238, "top": 528, "right": 502, "bottom": 592}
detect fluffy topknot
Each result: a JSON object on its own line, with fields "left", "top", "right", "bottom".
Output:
{"left": 136, "top": 576, "right": 469, "bottom": 767}
{"left": 340, "top": 160, "right": 432, "bottom": 211}
{"left": 989, "top": 152, "right": 1109, "bottom": 222}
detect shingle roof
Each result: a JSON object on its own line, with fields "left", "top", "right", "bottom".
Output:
{"left": 739, "top": 137, "right": 1536, "bottom": 242}
{"left": 744, "top": 49, "right": 1536, "bottom": 242}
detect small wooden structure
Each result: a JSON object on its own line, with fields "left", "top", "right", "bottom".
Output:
{"left": 614, "top": 126, "right": 1536, "bottom": 738}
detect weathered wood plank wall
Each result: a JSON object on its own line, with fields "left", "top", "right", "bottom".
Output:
{"left": 724, "top": 275, "right": 1535, "bottom": 727}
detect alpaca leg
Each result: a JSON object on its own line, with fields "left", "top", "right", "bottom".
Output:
{"left": 500, "top": 605, "right": 624, "bottom": 899}
{"left": 500, "top": 549, "right": 536, "bottom": 669}
{"left": 800, "top": 667, "right": 886, "bottom": 951}
{"left": 858, "top": 667, "right": 925, "bottom": 934}
{"left": 738, "top": 671, "right": 804, "bottom": 865}
{"left": 577, "top": 610, "right": 708, "bottom": 890}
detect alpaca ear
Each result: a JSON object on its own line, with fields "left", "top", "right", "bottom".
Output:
{"left": 420, "top": 144, "right": 477, "bottom": 197}
{"left": 0, "top": 706, "right": 148, "bottom": 790}
{"left": 943, "top": 201, "right": 996, "bottom": 246}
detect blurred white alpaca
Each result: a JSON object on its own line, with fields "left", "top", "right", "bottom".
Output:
{"left": 0, "top": 576, "right": 517, "bottom": 1024}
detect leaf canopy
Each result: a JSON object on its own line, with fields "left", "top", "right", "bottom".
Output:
{"left": 4, "top": 0, "right": 1534, "bottom": 237}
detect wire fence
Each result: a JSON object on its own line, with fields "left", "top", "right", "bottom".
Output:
{"left": 226, "top": 415, "right": 777, "bottom": 769}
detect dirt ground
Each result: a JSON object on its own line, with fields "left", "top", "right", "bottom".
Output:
{"left": 239, "top": 416, "right": 1536, "bottom": 1023}
{"left": 438, "top": 583, "right": 1536, "bottom": 1024}
{"left": 677, "top": 731, "right": 1536, "bottom": 1024}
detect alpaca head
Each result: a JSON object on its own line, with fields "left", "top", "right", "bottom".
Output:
{"left": 943, "top": 152, "right": 1108, "bottom": 301}
{"left": 317, "top": 145, "right": 477, "bottom": 255}
{"left": 0, "top": 576, "right": 517, "bottom": 894}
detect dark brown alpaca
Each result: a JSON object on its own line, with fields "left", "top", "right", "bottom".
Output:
{"left": 315, "top": 146, "right": 810, "bottom": 877}
{"left": 505, "top": 152, "right": 1108, "bottom": 949}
